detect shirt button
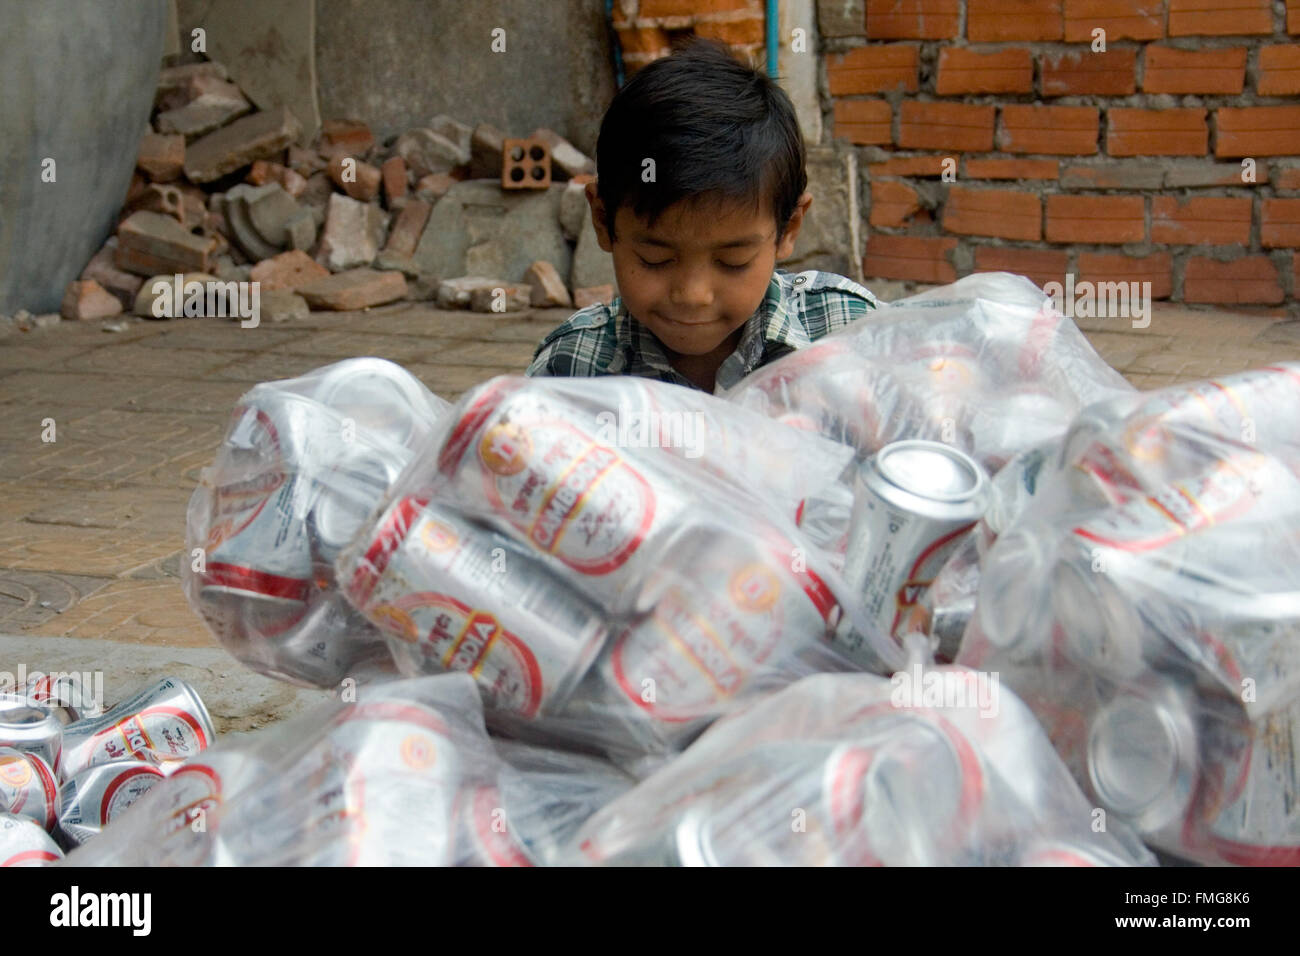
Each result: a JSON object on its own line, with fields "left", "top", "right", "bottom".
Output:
{"left": 792, "top": 275, "right": 806, "bottom": 285}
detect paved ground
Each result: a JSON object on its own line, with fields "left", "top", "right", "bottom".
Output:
{"left": 2, "top": 294, "right": 1299, "bottom": 727}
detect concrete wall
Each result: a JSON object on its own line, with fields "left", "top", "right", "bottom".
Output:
{"left": 0, "top": 0, "right": 166, "bottom": 314}
{"left": 314, "top": 0, "right": 617, "bottom": 154}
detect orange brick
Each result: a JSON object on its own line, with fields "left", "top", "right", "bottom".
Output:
{"left": 1000, "top": 105, "right": 1099, "bottom": 156}
{"left": 1216, "top": 107, "right": 1300, "bottom": 157}
{"left": 1143, "top": 46, "right": 1246, "bottom": 94}
{"left": 833, "top": 99, "right": 893, "bottom": 145}
{"left": 616, "top": 25, "right": 670, "bottom": 55}
{"left": 943, "top": 186, "right": 1042, "bottom": 240}
{"left": 1274, "top": 166, "right": 1300, "bottom": 190}
{"left": 1258, "top": 45, "right": 1300, "bottom": 96}
{"left": 865, "top": 0, "right": 960, "bottom": 38}
{"left": 1262, "top": 199, "right": 1300, "bottom": 247}
{"left": 967, "top": 0, "right": 1063, "bottom": 41}
{"left": 694, "top": 16, "right": 766, "bottom": 46}
{"left": 1107, "top": 108, "right": 1207, "bottom": 156}
{"left": 863, "top": 233, "right": 959, "bottom": 282}
{"left": 1168, "top": 0, "right": 1273, "bottom": 37}
{"left": 1077, "top": 251, "right": 1174, "bottom": 299}
{"left": 973, "top": 246, "right": 1069, "bottom": 289}
{"left": 1041, "top": 50, "right": 1138, "bottom": 96}
{"left": 936, "top": 48, "right": 1033, "bottom": 94}
{"left": 868, "top": 156, "right": 952, "bottom": 176}
{"left": 870, "top": 180, "right": 923, "bottom": 227}
{"left": 827, "top": 44, "right": 920, "bottom": 94}
{"left": 1045, "top": 195, "right": 1145, "bottom": 244}
{"left": 963, "top": 158, "right": 1060, "bottom": 179}
{"left": 899, "top": 102, "right": 996, "bottom": 152}
{"left": 1063, "top": 1, "right": 1165, "bottom": 41}
{"left": 1183, "top": 256, "right": 1283, "bottom": 304}
{"left": 1291, "top": 0, "right": 1300, "bottom": 33}
{"left": 1151, "top": 196, "right": 1252, "bottom": 245}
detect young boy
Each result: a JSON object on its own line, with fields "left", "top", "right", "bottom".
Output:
{"left": 526, "top": 39, "right": 880, "bottom": 394}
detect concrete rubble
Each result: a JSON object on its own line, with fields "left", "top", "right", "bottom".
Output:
{"left": 66, "top": 55, "right": 606, "bottom": 326}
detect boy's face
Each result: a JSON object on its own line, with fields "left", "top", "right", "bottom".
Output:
{"left": 587, "top": 183, "right": 812, "bottom": 358}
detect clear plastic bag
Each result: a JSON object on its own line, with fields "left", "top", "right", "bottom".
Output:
{"left": 562, "top": 668, "right": 1155, "bottom": 866}
{"left": 182, "top": 358, "right": 452, "bottom": 688}
{"left": 958, "top": 364, "right": 1300, "bottom": 864}
{"left": 336, "top": 374, "right": 895, "bottom": 775}
{"left": 61, "top": 674, "right": 633, "bottom": 867}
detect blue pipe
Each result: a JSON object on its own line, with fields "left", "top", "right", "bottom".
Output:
{"left": 766, "top": 0, "right": 779, "bottom": 78}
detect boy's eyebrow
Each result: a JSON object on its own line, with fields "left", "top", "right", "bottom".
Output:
{"left": 632, "top": 233, "right": 768, "bottom": 249}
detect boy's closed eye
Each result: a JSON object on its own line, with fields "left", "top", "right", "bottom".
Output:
{"left": 635, "top": 254, "right": 758, "bottom": 272}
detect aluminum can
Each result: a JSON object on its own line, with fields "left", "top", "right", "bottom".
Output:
{"left": 569, "top": 522, "right": 837, "bottom": 756}
{"left": 1207, "top": 700, "right": 1300, "bottom": 866}
{"left": 1019, "top": 840, "right": 1143, "bottom": 866}
{"left": 309, "top": 444, "right": 404, "bottom": 562}
{"left": 842, "top": 440, "right": 991, "bottom": 641}
{"left": 316, "top": 356, "right": 437, "bottom": 449}
{"left": 454, "top": 785, "right": 538, "bottom": 867}
{"left": 435, "top": 379, "right": 687, "bottom": 605}
{"left": 25, "top": 672, "right": 96, "bottom": 725}
{"left": 1087, "top": 677, "right": 1200, "bottom": 845}
{"left": 57, "top": 760, "right": 167, "bottom": 847}
{"left": 60, "top": 677, "right": 215, "bottom": 781}
{"left": 342, "top": 495, "right": 608, "bottom": 718}
{"left": 0, "top": 812, "right": 63, "bottom": 866}
{"left": 0, "top": 748, "right": 59, "bottom": 831}
{"left": 0, "top": 694, "right": 63, "bottom": 775}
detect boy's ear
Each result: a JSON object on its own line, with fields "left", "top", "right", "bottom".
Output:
{"left": 775, "top": 191, "right": 814, "bottom": 260}
{"left": 586, "top": 181, "right": 615, "bottom": 253}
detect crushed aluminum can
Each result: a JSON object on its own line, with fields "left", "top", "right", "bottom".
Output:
{"left": 842, "top": 440, "right": 991, "bottom": 645}
{"left": 454, "top": 785, "right": 537, "bottom": 867}
{"left": 568, "top": 522, "right": 838, "bottom": 757}
{"left": 341, "top": 495, "right": 608, "bottom": 718}
{"left": 309, "top": 445, "right": 403, "bottom": 563}
{"left": 1207, "top": 701, "right": 1300, "bottom": 866}
{"left": 0, "top": 695, "right": 63, "bottom": 776}
{"left": 1086, "top": 677, "right": 1200, "bottom": 847}
{"left": 316, "top": 356, "right": 437, "bottom": 449}
{"left": 434, "top": 379, "right": 687, "bottom": 606}
{"left": 60, "top": 677, "right": 215, "bottom": 781}
{"left": 25, "top": 672, "right": 98, "bottom": 725}
{"left": 57, "top": 760, "right": 167, "bottom": 847}
{"left": 0, "top": 747, "right": 59, "bottom": 831}
{"left": 0, "top": 812, "right": 63, "bottom": 866}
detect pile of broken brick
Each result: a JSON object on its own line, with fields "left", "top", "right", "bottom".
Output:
{"left": 59, "top": 58, "right": 610, "bottom": 327}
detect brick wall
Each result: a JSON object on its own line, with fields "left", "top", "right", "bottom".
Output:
{"left": 820, "top": 0, "right": 1300, "bottom": 307}
{"left": 612, "top": 0, "right": 768, "bottom": 72}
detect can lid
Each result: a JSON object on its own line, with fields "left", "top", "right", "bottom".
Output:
{"left": 1088, "top": 693, "right": 1192, "bottom": 824}
{"left": 0, "top": 695, "right": 57, "bottom": 729}
{"left": 877, "top": 441, "right": 983, "bottom": 503}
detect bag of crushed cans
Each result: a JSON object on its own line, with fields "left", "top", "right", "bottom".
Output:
{"left": 182, "top": 357, "right": 452, "bottom": 689}
{"left": 959, "top": 363, "right": 1300, "bottom": 865}
{"left": 62, "top": 673, "right": 631, "bottom": 867}
{"left": 1, "top": 676, "right": 217, "bottom": 863}
{"left": 562, "top": 666, "right": 1155, "bottom": 866}
{"left": 334, "top": 374, "right": 895, "bottom": 775}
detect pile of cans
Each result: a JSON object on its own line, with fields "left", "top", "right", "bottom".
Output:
{"left": 65, "top": 673, "right": 632, "bottom": 867}
{"left": 565, "top": 669, "right": 1154, "bottom": 866}
{"left": 0, "top": 676, "right": 215, "bottom": 866}
{"left": 961, "top": 364, "right": 1300, "bottom": 865}
{"left": 182, "top": 357, "right": 451, "bottom": 688}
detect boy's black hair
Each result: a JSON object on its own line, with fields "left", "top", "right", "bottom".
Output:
{"left": 595, "top": 38, "right": 807, "bottom": 242}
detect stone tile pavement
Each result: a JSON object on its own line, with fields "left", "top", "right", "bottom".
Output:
{"left": 2, "top": 296, "right": 1299, "bottom": 727}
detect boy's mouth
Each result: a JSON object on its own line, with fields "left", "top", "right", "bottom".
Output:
{"left": 655, "top": 311, "right": 717, "bottom": 327}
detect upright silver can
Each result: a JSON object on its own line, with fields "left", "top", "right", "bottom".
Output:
{"left": 0, "top": 695, "right": 63, "bottom": 776}
{"left": 842, "top": 440, "right": 991, "bottom": 641}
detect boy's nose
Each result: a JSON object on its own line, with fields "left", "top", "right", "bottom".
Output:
{"left": 670, "top": 271, "right": 714, "bottom": 308}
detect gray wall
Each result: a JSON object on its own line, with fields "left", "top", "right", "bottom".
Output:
{"left": 0, "top": 0, "right": 166, "bottom": 314}
{"left": 315, "top": 0, "right": 616, "bottom": 153}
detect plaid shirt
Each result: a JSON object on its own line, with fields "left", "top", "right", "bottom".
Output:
{"left": 525, "top": 269, "right": 881, "bottom": 393}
